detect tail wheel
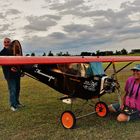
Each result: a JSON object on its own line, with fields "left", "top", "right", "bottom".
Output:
{"left": 61, "top": 111, "right": 76, "bottom": 129}
{"left": 95, "top": 102, "right": 108, "bottom": 117}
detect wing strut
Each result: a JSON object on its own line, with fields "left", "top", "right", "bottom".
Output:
{"left": 115, "top": 62, "right": 133, "bottom": 74}
{"left": 104, "top": 62, "right": 112, "bottom": 72}
{"left": 112, "top": 62, "right": 122, "bottom": 106}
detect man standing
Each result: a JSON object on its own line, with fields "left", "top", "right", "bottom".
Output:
{"left": 0, "top": 38, "right": 23, "bottom": 111}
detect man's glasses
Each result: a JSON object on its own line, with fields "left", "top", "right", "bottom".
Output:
{"left": 4, "top": 41, "right": 10, "bottom": 43}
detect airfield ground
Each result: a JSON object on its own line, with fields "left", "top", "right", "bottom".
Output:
{"left": 0, "top": 62, "right": 140, "bottom": 140}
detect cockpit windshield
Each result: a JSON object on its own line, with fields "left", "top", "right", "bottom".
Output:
{"left": 89, "top": 62, "right": 105, "bottom": 76}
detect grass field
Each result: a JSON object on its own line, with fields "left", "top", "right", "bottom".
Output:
{"left": 0, "top": 62, "right": 140, "bottom": 140}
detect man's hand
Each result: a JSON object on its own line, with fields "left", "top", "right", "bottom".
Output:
{"left": 21, "top": 72, "right": 25, "bottom": 77}
{"left": 11, "top": 67, "right": 17, "bottom": 72}
{"left": 120, "top": 104, "right": 124, "bottom": 110}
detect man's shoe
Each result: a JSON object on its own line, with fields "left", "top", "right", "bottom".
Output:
{"left": 10, "top": 106, "right": 17, "bottom": 111}
{"left": 17, "top": 103, "right": 25, "bottom": 108}
{"left": 62, "top": 98, "right": 72, "bottom": 104}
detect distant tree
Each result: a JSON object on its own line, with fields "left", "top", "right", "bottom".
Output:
{"left": 115, "top": 50, "right": 121, "bottom": 55}
{"left": 48, "top": 51, "right": 53, "bottom": 56}
{"left": 26, "top": 54, "right": 30, "bottom": 56}
{"left": 42, "top": 52, "right": 46, "bottom": 56}
{"left": 65, "top": 51, "right": 70, "bottom": 56}
{"left": 57, "top": 52, "right": 63, "bottom": 56}
{"left": 121, "top": 48, "right": 128, "bottom": 55}
{"left": 61, "top": 51, "right": 70, "bottom": 56}
{"left": 105, "top": 51, "right": 113, "bottom": 55}
{"left": 131, "top": 49, "right": 140, "bottom": 54}
{"left": 80, "top": 52, "right": 92, "bottom": 56}
{"left": 96, "top": 50, "right": 100, "bottom": 56}
{"left": 31, "top": 52, "right": 35, "bottom": 56}
{"left": 92, "top": 52, "right": 96, "bottom": 56}
{"left": 99, "top": 51, "right": 106, "bottom": 56}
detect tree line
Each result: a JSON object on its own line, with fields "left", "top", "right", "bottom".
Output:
{"left": 26, "top": 48, "right": 140, "bottom": 56}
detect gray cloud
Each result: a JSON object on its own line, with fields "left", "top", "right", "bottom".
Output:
{"left": 0, "top": 12, "right": 4, "bottom": 18}
{"left": 63, "top": 24, "right": 92, "bottom": 33}
{"left": 0, "top": 24, "right": 10, "bottom": 31}
{"left": 23, "top": 0, "right": 32, "bottom": 1}
{"left": 132, "top": 0, "right": 140, "bottom": 5}
{"left": 24, "top": 15, "right": 57, "bottom": 31}
{"left": 49, "top": 0, "right": 85, "bottom": 11}
{"left": 49, "top": 32, "right": 66, "bottom": 40}
{"left": 21, "top": 0, "right": 140, "bottom": 54}
{"left": 45, "top": 14, "right": 61, "bottom": 21}
{"left": 1, "top": 0, "right": 139, "bottom": 54}
{"left": 5, "top": 9, "right": 21, "bottom": 16}
{"left": 22, "top": 25, "right": 113, "bottom": 54}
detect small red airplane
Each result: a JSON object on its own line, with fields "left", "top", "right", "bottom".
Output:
{"left": 0, "top": 40, "right": 140, "bottom": 129}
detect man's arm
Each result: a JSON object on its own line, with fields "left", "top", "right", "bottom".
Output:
{"left": 0, "top": 49, "right": 4, "bottom": 56}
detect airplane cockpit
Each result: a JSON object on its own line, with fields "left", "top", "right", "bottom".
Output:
{"left": 57, "top": 62, "right": 115, "bottom": 94}
{"left": 57, "top": 62, "right": 105, "bottom": 78}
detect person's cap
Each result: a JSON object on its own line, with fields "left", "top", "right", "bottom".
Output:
{"left": 131, "top": 64, "right": 140, "bottom": 71}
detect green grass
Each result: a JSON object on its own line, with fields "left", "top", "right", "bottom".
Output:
{"left": 0, "top": 63, "right": 140, "bottom": 140}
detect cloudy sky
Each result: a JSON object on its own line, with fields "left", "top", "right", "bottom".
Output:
{"left": 0, "top": 0, "right": 140, "bottom": 55}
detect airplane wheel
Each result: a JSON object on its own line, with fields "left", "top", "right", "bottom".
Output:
{"left": 95, "top": 102, "right": 108, "bottom": 117}
{"left": 61, "top": 111, "right": 76, "bottom": 129}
